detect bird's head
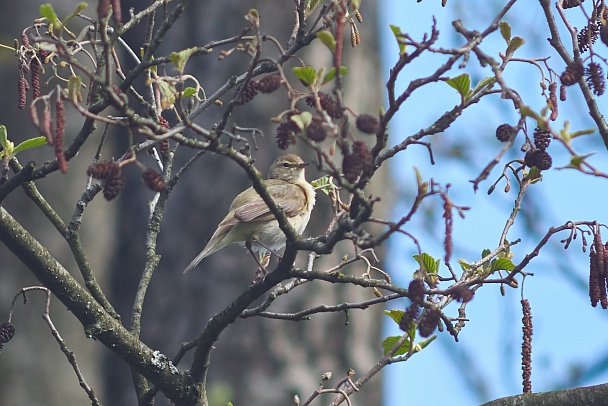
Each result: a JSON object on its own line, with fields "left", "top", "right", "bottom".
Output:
{"left": 268, "top": 154, "right": 309, "bottom": 183}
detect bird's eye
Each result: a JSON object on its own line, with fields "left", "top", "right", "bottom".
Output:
{"left": 283, "top": 163, "right": 290, "bottom": 168}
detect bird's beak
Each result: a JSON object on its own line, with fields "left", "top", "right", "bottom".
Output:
{"left": 299, "top": 162, "right": 310, "bottom": 168}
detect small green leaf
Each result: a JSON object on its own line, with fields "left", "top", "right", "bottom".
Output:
{"left": 290, "top": 111, "right": 313, "bottom": 130}
{"left": 292, "top": 66, "right": 317, "bottom": 86}
{"left": 382, "top": 335, "right": 410, "bottom": 356}
{"left": 506, "top": 36, "right": 525, "bottom": 57}
{"left": 317, "top": 30, "right": 336, "bottom": 53}
{"left": 457, "top": 259, "right": 470, "bottom": 271}
{"left": 310, "top": 176, "right": 332, "bottom": 194}
{"left": 389, "top": 24, "right": 407, "bottom": 55}
{"left": 570, "top": 128, "right": 596, "bottom": 139}
{"left": 481, "top": 248, "right": 491, "bottom": 258}
{"left": 446, "top": 74, "right": 472, "bottom": 103}
{"left": 158, "top": 81, "right": 177, "bottom": 110}
{"left": 12, "top": 137, "right": 47, "bottom": 155}
{"left": 384, "top": 309, "right": 405, "bottom": 325}
{"left": 416, "top": 335, "right": 437, "bottom": 351}
{"left": 560, "top": 152, "right": 595, "bottom": 170}
{"left": 322, "top": 66, "right": 349, "bottom": 85}
{"left": 490, "top": 257, "right": 515, "bottom": 272}
{"left": 181, "top": 87, "right": 197, "bottom": 98}
{"left": 40, "top": 4, "right": 61, "bottom": 31}
{"left": 169, "top": 47, "right": 197, "bottom": 74}
{"left": 413, "top": 253, "right": 439, "bottom": 274}
{"left": 499, "top": 21, "right": 511, "bottom": 43}
{"left": 63, "top": 2, "right": 87, "bottom": 25}
{"left": 305, "top": 0, "right": 323, "bottom": 13}
{"left": 471, "top": 76, "right": 496, "bottom": 97}
{"left": 68, "top": 75, "right": 83, "bottom": 103}
{"left": 519, "top": 105, "right": 541, "bottom": 121}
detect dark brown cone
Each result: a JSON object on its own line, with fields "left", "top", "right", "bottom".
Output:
{"left": 408, "top": 279, "right": 425, "bottom": 303}
{"left": 453, "top": 286, "right": 475, "bottom": 303}
{"left": 495, "top": 123, "right": 515, "bottom": 142}
{"left": 276, "top": 120, "right": 298, "bottom": 150}
{"left": 533, "top": 127, "right": 551, "bottom": 150}
{"left": 578, "top": 22, "right": 600, "bottom": 53}
{"left": 235, "top": 81, "right": 258, "bottom": 105}
{"left": 524, "top": 149, "right": 552, "bottom": 170}
{"left": 306, "top": 92, "right": 343, "bottom": 119}
{"left": 87, "top": 160, "right": 121, "bottom": 180}
{"left": 306, "top": 118, "right": 327, "bottom": 142}
{"left": 142, "top": 169, "right": 166, "bottom": 192}
{"left": 356, "top": 114, "right": 380, "bottom": 134}
{"left": 103, "top": 174, "right": 126, "bottom": 200}
{"left": 398, "top": 303, "right": 420, "bottom": 332}
{"left": 560, "top": 61, "right": 584, "bottom": 86}
{"left": 562, "top": 0, "right": 584, "bottom": 8}
{"left": 418, "top": 310, "right": 439, "bottom": 338}
{"left": 585, "top": 61, "right": 605, "bottom": 96}
{"left": 0, "top": 322, "right": 15, "bottom": 344}
{"left": 254, "top": 74, "right": 282, "bottom": 93}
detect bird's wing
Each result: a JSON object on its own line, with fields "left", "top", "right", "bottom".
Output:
{"left": 220, "top": 183, "right": 306, "bottom": 226}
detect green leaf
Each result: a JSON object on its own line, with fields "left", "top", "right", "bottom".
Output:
{"left": 158, "top": 81, "right": 177, "bottom": 110}
{"left": 416, "top": 335, "right": 437, "bottom": 351}
{"left": 292, "top": 66, "right": 317, "bottom": 86}
{"left": 506, "top": 36, "right": 525, "bottom": 56}
{"left": 519, "top": 105, "right": 541, "bottom": 121}
{"left": 169, "top": 47, "right": 197, "bottom": 74}
{"left": 68, "top": 75, "right": 83, "bottom": 104}
{"left": 310, "top": 176, "right": 332, "bottom": 194}
{"left": 389, "top": 24, "right": 407, "bottom": 55}
{"left": 382, "top": 335, "right": 410, "bottom": 356}
{"left": 446, "top": 74, "right": 472, "bottom": 103}
{"left": 471, "top": 76, "right": 496, "bottom": 97}
{"left": 322, "top": 66, "right": 349, "bottom": 85}
{"left": 305, "top": 0, "right": 323, "bottom": 14}
{"left": 12, "top": 137, "right": 47, "bottom": 155}
{"left": 499, "top": 21, "right": 511, "bottom": 43}
{"left": 559, "top": 152, "right": 595, "bottom": 170}
{"left": 490, "top": 257, "right": 515, "bottom": 272}
{"left": 290, "top": 111, "right": 313, "bottom": 130}
{"left": 40, "top": 4, "right": 61, "bottom": 31}
{"left": 63, "top": 2, "right": 87, "bottom": 25}
{"left": 317, "top": 30, "right": 336, "bottom": 53}
{"left": 384, "top": 309, "right": 405, "bottom": 325}
{"left": 457, "top": 259, "right": 470, "bottom": 271}
{"left": 181, "top": 87, "right": 197, "bottom": 98}
{"left": 413, "top": 253, "right": 439, "bottom": 274}
{"left": 570, "top": 128, "right": 596, "bottom": 139}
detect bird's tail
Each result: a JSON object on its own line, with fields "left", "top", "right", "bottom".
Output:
{"left": 183, "top": 250, "right": 208, "bottom": 273}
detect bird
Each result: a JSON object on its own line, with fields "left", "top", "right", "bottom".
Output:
{"left": 183, "top": 154, "right": 316, "bottom": 273}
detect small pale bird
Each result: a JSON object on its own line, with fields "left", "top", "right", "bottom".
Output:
{"left": 183, "top": 154, "right": 316, "bottom": 272}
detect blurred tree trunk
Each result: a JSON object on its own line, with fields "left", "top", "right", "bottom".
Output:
{"left": 107, "top": 1, "right": 388, "bottom": 405}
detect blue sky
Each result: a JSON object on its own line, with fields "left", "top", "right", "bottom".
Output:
{"left": 379, "top": 1, "right": 608, "bottom": 404}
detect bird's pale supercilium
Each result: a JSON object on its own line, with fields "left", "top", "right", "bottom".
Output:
{"left": 183, "top": 154, "right": 316, "bottom": 273}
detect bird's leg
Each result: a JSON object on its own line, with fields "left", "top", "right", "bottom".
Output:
{"left": 255, "top": 240, "right": 283, "bottom": 261}
{"left": 246, "top": 240, "right": 269, "bottom": 277}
